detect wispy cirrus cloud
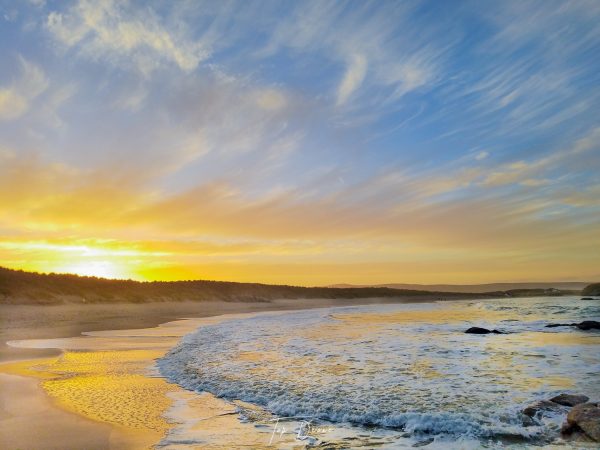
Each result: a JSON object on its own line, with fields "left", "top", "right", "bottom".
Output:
{"left": 0, "top": 56, "right": 47, "bottom": 120}
{"left": 254, "top": 1, "right": 445, "bottom": 115}
{"left": 46, "top": 0, "right": 210, "bottom": 74}
{"left": 336, "top": 53, "right": 367, "bottom": 106}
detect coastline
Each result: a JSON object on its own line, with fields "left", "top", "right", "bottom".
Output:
{"left": 4, "top": 296, "right": 593, "bottom": 449}
{"left": 0, "top": 297, "right": 440, "bottom": 450}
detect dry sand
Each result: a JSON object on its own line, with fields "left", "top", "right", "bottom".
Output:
{"left": 0, "top": 297, "right": 430, "bottom": 449}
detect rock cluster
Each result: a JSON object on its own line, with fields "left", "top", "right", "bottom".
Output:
{"left": 522, "top": 393, "right": 599, "bottom": 442}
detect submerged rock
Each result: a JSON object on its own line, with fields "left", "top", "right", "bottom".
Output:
{"left": 551, "top": 393, "right": 589, "bottom": 407}
{"left": 465, "top": 327, "right": 504, "bottom": 334}
{"left": 581, "top": 297, "right": 594, "bottom": 300}
{"left": 562, "top": 403, "right": 600, "bottom": 442}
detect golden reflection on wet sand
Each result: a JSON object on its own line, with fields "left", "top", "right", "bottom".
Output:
{"left": 42, "top": 350, "right": 172, "bottom": 433}
{"left": 0, "top": 352, "right": 167, "bottom": 449}
{"left": 0, "top": 312, "right": 295, "bottom": 449}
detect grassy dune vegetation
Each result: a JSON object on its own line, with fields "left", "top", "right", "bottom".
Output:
{"left": 0, "top": 267, "right": 585, "bottom": 305}
{"left": 0, "top": 267, "right": 483, "bottom": 305}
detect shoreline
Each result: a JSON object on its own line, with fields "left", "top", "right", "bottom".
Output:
{"left": 1, "top": 296, "right": 448, "bottom": 450}
{"left": 2, "top": 295, "right": 588, "bottom": 449}
{"left": 0, "top": 296, "right": 466, "bottom": 362}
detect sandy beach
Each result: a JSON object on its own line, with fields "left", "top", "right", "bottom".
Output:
{"left": 0, "top": 297, "right": 423, "bottom": 450}
{"left": 3, "top": 296, "right": 598, "bottom": 449}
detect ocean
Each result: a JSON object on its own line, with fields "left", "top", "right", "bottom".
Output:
{"left": 158, "top": 297, "right": 600, "bottom": 448}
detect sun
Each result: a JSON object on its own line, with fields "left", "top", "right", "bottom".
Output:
{"left": 59, "top": 261, "right": 127, "bottom": 279}
{"left": 0, "top": 240, "right": 146, "bottom": 280}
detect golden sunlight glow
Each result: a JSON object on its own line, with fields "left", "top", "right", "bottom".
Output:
{"left": 0, "top": 240, "right": 148, "bottom": 280}
{"left": 0, "top": 235, "right": 597, "bottom": 285}
{"left": 58, "top": 261, "right": 126, "bottom": 279}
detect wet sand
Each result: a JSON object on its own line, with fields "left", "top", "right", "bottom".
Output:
{"left": 0, "top": 297, "right": 428, "bottom": 449}
{"left": 0, "top": 312, "right": 284, "bottom": 449}
{"left": 0, "top": 371, "right": 115, "bottom": 450}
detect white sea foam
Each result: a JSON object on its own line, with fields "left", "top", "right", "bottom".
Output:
{"left": 158, "top": 297, "right": 600, "bottom": 447}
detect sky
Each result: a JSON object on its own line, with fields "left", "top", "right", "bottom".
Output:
{"left": 0, "top": 0, "right": 599, "bottom": 285}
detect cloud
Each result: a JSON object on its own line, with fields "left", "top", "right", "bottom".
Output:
{"left": 2, "top": 126, "right": 599, "bottom": 285}
{"left": 254, "top": 88, "right": 287, "bottom": 111}
{"left": 111, "top": 85, "right": 147, "bottom": 111}
{"left": 0, "top": 89, "right": 27, "bottom": 120}
{"left": 0, "top": 57, "right": 48, "bottom": 120}
{"left": 374, "top": 51, "right": 438, "bottom": 103}
{"left": 260, "top": 1, "right": 443, "bottom": 116}
{"left": 46, "top": 0, "right": 209, "bottom": 74}
{"left": 519, "top": 178, "right": 550, "bottom": 187}
{"left": 559, "top": 184, "right": 600, "bottom": 207}
{"left": 481, "top": 127, "right": 600, "bottom": 187}
{"left": 337, "top": 54, "right": 367, "bottom": 106}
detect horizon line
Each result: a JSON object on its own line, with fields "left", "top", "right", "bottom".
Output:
{"left": 1, "top": 266, "right": 594, "bottom": 288}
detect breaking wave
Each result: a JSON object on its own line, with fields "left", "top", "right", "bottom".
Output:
{"left": 158, "top": 298, "right": 599, "bottom": 445}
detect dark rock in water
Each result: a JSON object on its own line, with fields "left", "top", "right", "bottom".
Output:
{"left": 465, "top": 327, "right": 504, "bottom": 334}
{"left": 582, "top": 283, "right": 600, "bottom": 297}
{"left": 465, "top": 327, "right": 489, "bottom": 334}
{"left": 581, "top": 297, "right": 594, "bottom": 300}
{"left": 551, "top": 393, "right": 590, "bottom": 407}
{"left": 545, "top": 321, "right": 600, "bottom": 330}
{"left": 562, "top": 403, "right": 600, "bottom": 442}
{"left": 523, "top": 400, "right": 563, "bottom": 418}
{"left": 576, "top": 321, "right": 600, "bottom": 330}
{"left": 413, "top": 438, "right": 434, "bottom": 447}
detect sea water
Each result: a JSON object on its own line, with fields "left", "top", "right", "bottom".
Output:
{"left": 158, "top": 297, "right": 600, "bottom": 448}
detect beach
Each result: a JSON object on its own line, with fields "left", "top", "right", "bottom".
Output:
{"left": 0, "top": 302, "right": 286, "bottom": 449}
{"left": 2, "top": 296, "right": 598, "bottom": 449}
{"left": 0, "top": 297, "right": 429, "bottom": 450}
